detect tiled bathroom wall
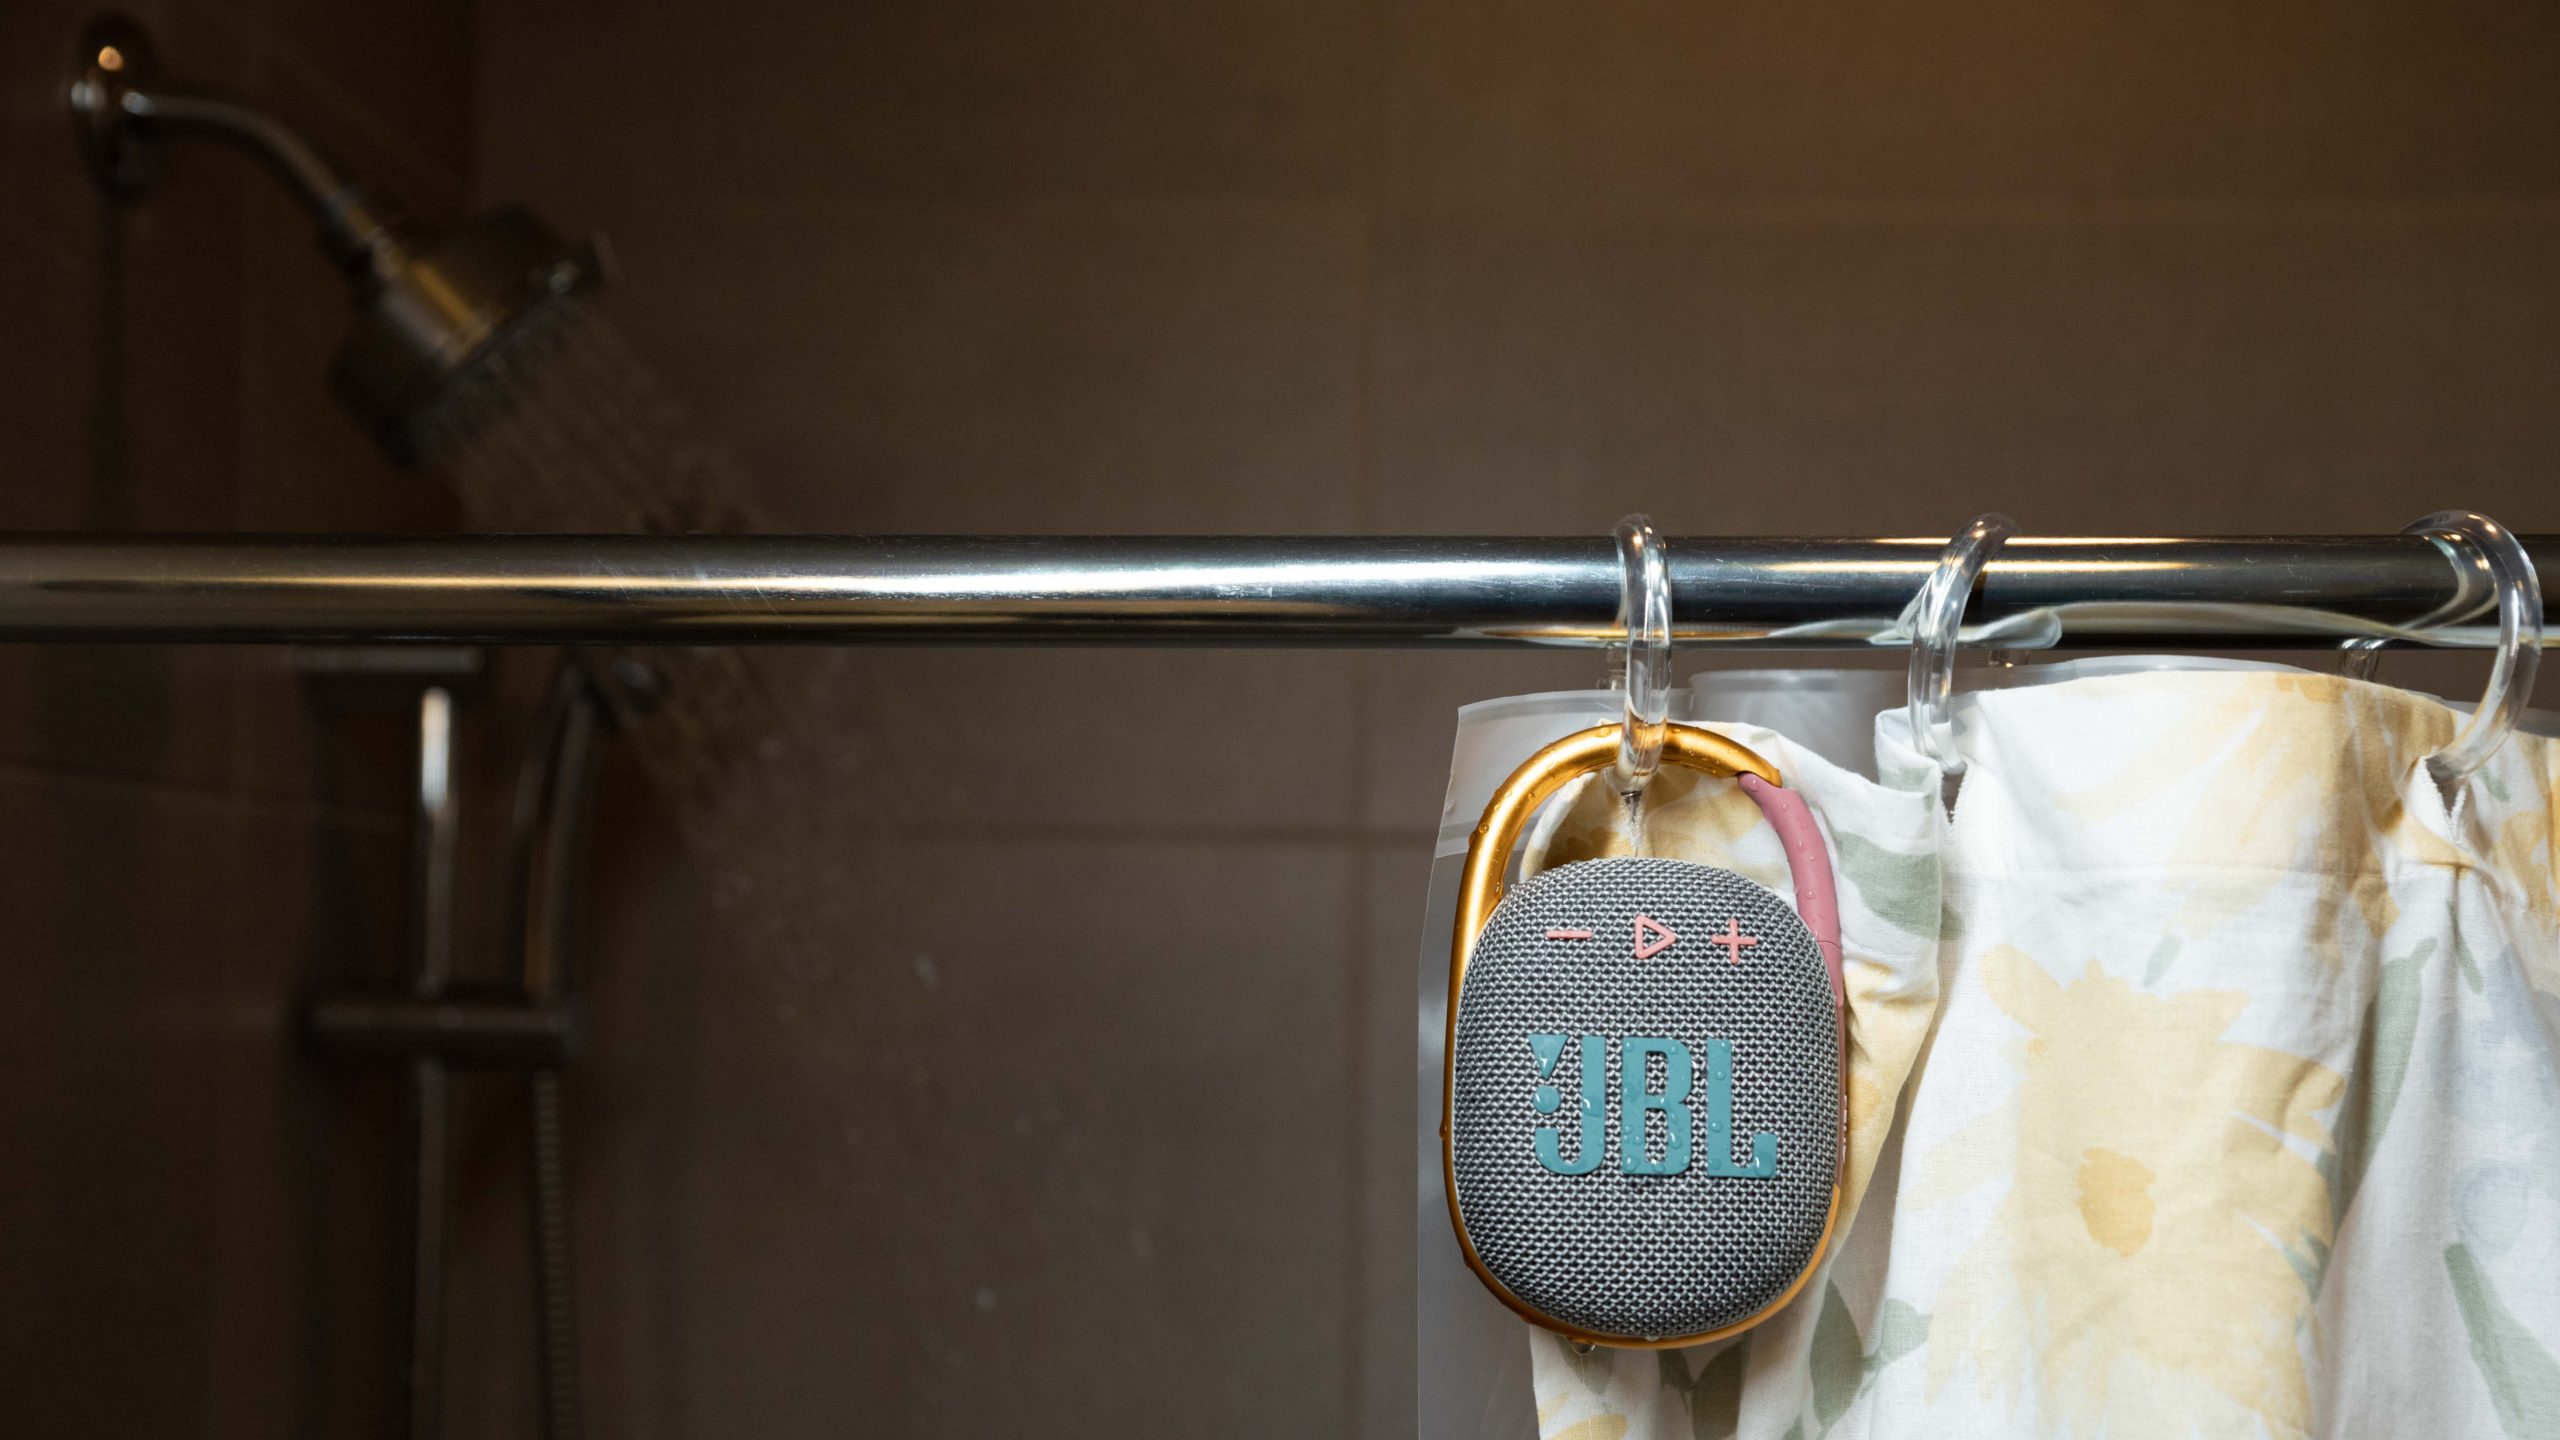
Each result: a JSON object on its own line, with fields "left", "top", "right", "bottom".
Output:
{"left": 0, "top": 0, "right": 470, "bottom": 1433}
{"left": 6, "top": 0, "right": 2560, "bottom": 1435}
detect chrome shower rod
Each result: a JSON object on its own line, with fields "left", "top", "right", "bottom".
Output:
{"left": 0, "top": 534, "right": 2543, "bottom": 648}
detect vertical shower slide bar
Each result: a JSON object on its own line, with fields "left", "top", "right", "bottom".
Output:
{"left": 397, "top": 686, "right": 458, "bottom": 1440}
{"left": 300, "top": 659, "right": 602, "bottom": 1440}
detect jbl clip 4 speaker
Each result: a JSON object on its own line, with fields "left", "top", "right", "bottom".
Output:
{"left": 1442, "top": 723, "right": 1845, "bottom": 1348}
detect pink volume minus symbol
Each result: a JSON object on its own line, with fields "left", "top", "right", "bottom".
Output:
{"left": 1544, "top": 928, "right": 1594, "bottom": 941}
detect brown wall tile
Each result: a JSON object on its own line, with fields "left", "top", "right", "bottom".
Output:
{"left": 1366, "top": 205, "right": 2560, "bottom": 536}
{"left": 476, "top": 0, "right": 1371, "bottom": 210}
{"left": 580, "top": 197, "right": 1368, "bottom": 533}
{"left": 1384, "top": 0, "right": 2560, "bottom": 211}
{"left": 0, "top": 773, "right": 233, "bottom": 1436}
{"left": 550, "top": 792, "right": 1363, "bottom": 1434}
{"left": 731, "top": 648, "right": 1367, "bottom": 833}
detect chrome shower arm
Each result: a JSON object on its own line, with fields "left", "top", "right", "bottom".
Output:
{"left": 116, "top": 87, "right": 408, "bottom": 271}
{"left": 70, "top": 15, "right": 412, "bottom": 278}
{"left": 114, "top": 85, "right": 351, "bottom": 211}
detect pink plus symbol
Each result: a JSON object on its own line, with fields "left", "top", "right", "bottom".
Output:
{"left": 1709, "top": 918, "right": 1758, "bottom": 964}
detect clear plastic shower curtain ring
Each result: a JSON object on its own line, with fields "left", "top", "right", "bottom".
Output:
{"left": 2404, "top": 509, "right": 2544, "bottom": 792}
{"left": 1609, "top": 515, "right": 1673, "bottom": 790}
{"left": 1904, "top": 513, "right": 2018, "bottom": 777}
{"left": 2338, "top": 511, "right": 2513, "bottom": 683}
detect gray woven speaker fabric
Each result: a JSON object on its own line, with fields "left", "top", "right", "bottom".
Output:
{"left": 1451, "top": 857, "right": 1840, "bottom": 1341}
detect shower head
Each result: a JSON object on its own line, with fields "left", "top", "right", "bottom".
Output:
{"left": 69, "top": 14, "right": 607, "bottom": 465}
{"left": 328, "top": 207, "right": 605, "bottom": 465}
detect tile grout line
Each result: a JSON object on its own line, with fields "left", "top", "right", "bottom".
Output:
{"left": 1342, "top": 671, "right": 1375, "bottom": 1440}
{"left": 215, "top": 6, "right": 266, "bottom": 1397}
{"left": 0, "top": 751, "right": 414, "bottom": 833}
{"left": 1344, "top": 0, "right": 1397, "bottom": 1426}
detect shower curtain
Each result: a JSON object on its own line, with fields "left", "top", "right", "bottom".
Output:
{"left": 1492, "top": 670, "right": 2560, "bottom": 1440}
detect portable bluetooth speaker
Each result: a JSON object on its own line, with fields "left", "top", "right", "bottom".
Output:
{"left": 1442, "top": 723, "right": 1845, "bottom": 1347}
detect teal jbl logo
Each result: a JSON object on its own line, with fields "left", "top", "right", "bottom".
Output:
{"left": 1528, "top": 1034, "right": 1777, "bottom": 1179}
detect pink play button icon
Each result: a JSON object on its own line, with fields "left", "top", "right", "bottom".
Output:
{"left": 1632, "top": 914, "right": 1678, "bottom": 960}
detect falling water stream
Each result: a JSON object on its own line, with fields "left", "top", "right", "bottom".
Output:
{"left": 413, "top": 298, "right": 1145, "bottom": 1325}
{"left": 420, "top": 303, "right": 902, "bottom": 1154}
{"left": 418, "top": 297, "right": 794, "bottom": 831}
{"left": 418, "top": 300, "right": 815, "bottom": 923}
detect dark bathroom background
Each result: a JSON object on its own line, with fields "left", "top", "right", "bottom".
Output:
{"left": 4, "top": 0, "right": 2559, "bottom": 1434}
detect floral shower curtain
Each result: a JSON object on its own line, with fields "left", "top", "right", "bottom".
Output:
{"left": 1519, "top": 670, "right": 2560, "bottom": 1439}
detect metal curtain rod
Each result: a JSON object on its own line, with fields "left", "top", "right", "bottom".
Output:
{"left": 0, "top": 533, "right": 2541, "bottom": 648}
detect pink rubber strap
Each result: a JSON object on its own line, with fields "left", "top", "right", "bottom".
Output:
{"left": 1736, "top": 773, "right": 1845, "bottom": 1009}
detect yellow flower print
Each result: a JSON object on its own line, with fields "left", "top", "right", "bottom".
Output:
{"left": 2053, "top": 673, "right": 2462, "bottom": 962}
{"left": 1920, "top": 948, "right": 2344, "bottom": 1439}
{"left": 2486, "top": 734, "right": 2560, "bottom": 946}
